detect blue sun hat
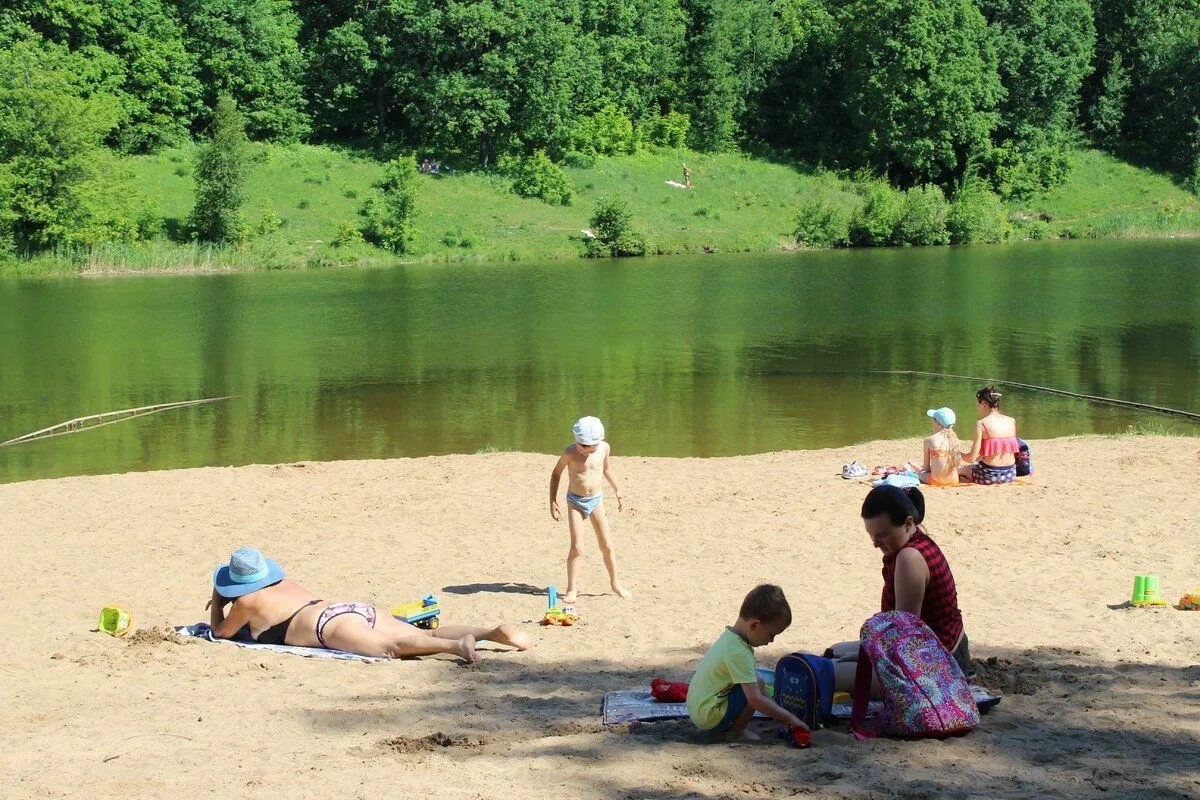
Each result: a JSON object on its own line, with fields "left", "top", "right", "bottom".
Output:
{"left": 213, "top": 547, "right": 285, "bottom": 598}
{"left": 926, "top": 407, "right": 957, "bottom": 427}
{"left": 572, "top": 416, "right": 605, "bottom": 445}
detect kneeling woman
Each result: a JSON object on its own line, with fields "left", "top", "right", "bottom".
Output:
{"left": 829, "top": 486, "right": 971, "bottom": 687}
{"left": 208, "top": 547, "right": 530, "bottom": 663}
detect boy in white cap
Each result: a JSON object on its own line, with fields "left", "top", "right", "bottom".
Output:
{"left": 549, "top": 416, "right": 630, "bottom": 601}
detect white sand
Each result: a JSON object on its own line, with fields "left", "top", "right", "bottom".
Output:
{"left": 3, "top": 436, "right": 1199, "bottom": 799}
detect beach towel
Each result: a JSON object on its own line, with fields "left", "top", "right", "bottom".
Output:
{"left": 601, "top": 684, "right": 1000, "bottom": 725}
{"left": 174, "top": 623, "right": 387, "bottom": 662}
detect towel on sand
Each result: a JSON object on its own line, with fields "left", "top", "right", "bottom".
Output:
{"left": 601, "top": 684, "right": 1000, "bottom": 725}
{"left": 175, "top": 623, "right": 386, "bottom": 662}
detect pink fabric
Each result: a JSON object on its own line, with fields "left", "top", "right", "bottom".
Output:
{"left": 979, "top": 436, "right": 1020, "bottom": 457}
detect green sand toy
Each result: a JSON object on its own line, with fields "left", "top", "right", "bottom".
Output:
{"left": 1131, "top": 574, "right": 1167, "bottom": 607}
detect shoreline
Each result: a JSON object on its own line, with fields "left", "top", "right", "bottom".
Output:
{"left": 2, "top": 227, "right": 1199, "bottom": 279}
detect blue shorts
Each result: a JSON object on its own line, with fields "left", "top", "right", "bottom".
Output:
{"left": 566, "top": 491, "right": 603, "bottom": 519}
{"left": 709, "top": 684, "right": 749, "bottom": 734}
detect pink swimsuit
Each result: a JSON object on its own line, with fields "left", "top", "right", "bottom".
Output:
{"left": 979, "top": 436, "right": 1020, "bottom": 458}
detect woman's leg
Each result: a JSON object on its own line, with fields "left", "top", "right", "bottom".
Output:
{"left": 432, "top": 623, "right": 531, "bottom": 650}
{"left": 330, "top": 614, "right": 476, "bottom": 662}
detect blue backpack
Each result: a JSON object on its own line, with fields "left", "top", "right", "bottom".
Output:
{"left": 773, "top": 653, "right": 836, "bottom": 728}
{"left": 1015, "top": 438, "right": 1032, "bottom": 477}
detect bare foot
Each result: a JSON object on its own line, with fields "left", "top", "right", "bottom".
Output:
{"left": 728, "top": 727, "right": 761, "bottom": 743}
{"left": 457, "top": 634, "right": 478, "bottom": 664}
{"left": 611, "top": 583, "right": 633, "bottom": 599}
{"left": 561, "top": 592, "right": 578, "bottom": 605}
{"left": 488, "top": 624, "right": 532, "bottom": 651}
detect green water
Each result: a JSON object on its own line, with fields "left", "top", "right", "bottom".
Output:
{"left": 1, "top": 239, "right": 1198, "bottom": 483}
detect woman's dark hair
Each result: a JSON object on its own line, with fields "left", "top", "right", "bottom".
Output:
{"left": 739, "top": 583, "right": 791, "bottom": 625}
{"left": 976, "top": 385, "right": 1003, "bottom": 409}
{"left": 861, "top": 485, "right": 925, "bottom": 526}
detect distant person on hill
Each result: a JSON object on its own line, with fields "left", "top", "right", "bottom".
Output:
{"left": 549, "top": 416, "right": 629, "bottom": 602}
{"left": 958, "top": 386, "right": 1020, "bottom": 485}
{"left": 912, "top": 407, "right": 965, "bottom": 486}
{"left": 207, "top": 547, "right": 531, "bottom": 663}
{"left": 682, "top": 162, "right": 692, "bottom": 189}
{"left": 827, "top": 486, "right": 971, "bottom": 690}
{"left": 687, "top": 584, "right": 809, "bottom": 741}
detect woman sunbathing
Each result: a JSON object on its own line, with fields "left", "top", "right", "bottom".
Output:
{"left": 827, "top": 485, "right": 971, "bottom": 688}
{"left": 207, "top": 547, "right": 531, "bottom": 662}
{"left": 958, "top": 386, "right": 1020, "bottom": 485}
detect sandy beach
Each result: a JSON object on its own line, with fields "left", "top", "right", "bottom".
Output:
{"left": 4, "top": 435, "right": 1199, "bottom": 799}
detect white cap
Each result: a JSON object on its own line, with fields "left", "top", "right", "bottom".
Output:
{"left": 572, "top": 416, "right": 605, "bottom": 445}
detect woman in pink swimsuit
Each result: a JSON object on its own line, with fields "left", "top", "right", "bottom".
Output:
{"left": 958, "top": 386, "right": 1020, "bottom": 485}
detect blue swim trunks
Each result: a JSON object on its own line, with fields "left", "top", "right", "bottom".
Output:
{"left": 566, "top": 491, "right": 603, "bottom": 518}
{"left": 709, "top": 684, "right": 750, "bottom": 734}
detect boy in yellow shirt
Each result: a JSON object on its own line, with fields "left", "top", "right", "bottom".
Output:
{"left": 686, "top": 584, "right": 808, "bottom": 740}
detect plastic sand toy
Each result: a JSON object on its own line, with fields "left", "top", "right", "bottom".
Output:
{"left": 541, "top": 585, "right": 579, "bottom": 626}
{"left": 391, "top": 594, "right": 442, "bottom": 629}
{"left": 99, "top": 604, "right": 133, "bottom": 637}
{"left": 1131, "top": 574, "right": 1168, "bottom": 607}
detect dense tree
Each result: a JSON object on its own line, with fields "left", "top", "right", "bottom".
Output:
{"left": 839, "top": 0, "right": 1003, "bottom": 187}
{"left": 0, "top": 34, "right": 137, "bottom": 249}
{"left": 0, "top": 0, "right": 201, "bottom": 150}
{"left": 189, "top": 96, "right": 250, "bottom": 242}
{"left": 176, "top": 0, "right": 309, "bottom": 141}
{"left": 979, "top": 0, "right": 1095, "bottom": 197}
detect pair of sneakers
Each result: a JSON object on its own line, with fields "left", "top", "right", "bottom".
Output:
{"left": 841, "top": 460, "right": 868, "bottom": 479}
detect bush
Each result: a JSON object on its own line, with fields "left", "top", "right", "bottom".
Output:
{"left": 510, "top": 150, "right": 573, "bottom": 205}
{"left": 360, "top": 154, "right": 418, "bottom": 253}
{"left": 850, "top": 181, "right": 904, "bottom": 246}
{"left": 794, "top": 198, "right": 851, "bottom": 248}
{"left": 332, "top": 221, "right": 364, "bottom": 248}
{"left": 296, "top": 199, "right": 310, "bottom": 209}
{"left": 573, "top": 105, "right": 637, "bottom": 155}
{"left": 897, "top": 185, "right": 950, "bottom": 246}
{"left": 642, "top": 112, "right": 691, "bottom": 148}
{"left": 562, "top": 150, "right": 596, "bottom": 169}
{"left": 948, "top": 181, "right": 1011, "bottom": 244}
{"left": 255, "top": 206, "right": 284, "bottom": 235}
{"left": 585, "top": 195, "right": 645, "bottom": 257}
{"left": 1023, "top": 220, "right": 1052, "bottom": 240}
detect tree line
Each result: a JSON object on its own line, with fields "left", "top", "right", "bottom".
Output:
{"left": 1, "top": 0, "right": 1197, "bottom": 254}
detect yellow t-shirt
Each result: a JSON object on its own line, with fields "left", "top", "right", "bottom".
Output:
{"left": 686, "top": 628, "right": 758, "bottom": 730}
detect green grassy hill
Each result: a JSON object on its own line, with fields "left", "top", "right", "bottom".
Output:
{"left": 6, "top": 145, "right": 1199, "bottom": 275}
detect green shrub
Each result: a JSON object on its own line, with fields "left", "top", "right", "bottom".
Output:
{"left": 255, "top": 206, "right": 284, "bottom": 235}
{"left": 585, "top": 195, "right": 645, "bottom": 257}
{"left": 574, "top": 105, "right": 637, "bottom": 155}
{"left": 794, "top": 198, "right": 851, "bottom": 247}
{"left": 850, "top": 181, "right": 904, "bottom": 246}
{"left": 642, "top": 112, "right": 691, "bottom": 148}
{"left": 173, "top": 166, "right": 188, "bottom": 177}
{"left": 332, "top": 221, "right": 364, "bottom": 248}
{"left": 562, "top": 150, "right": 596, "bottom": 169}
{"left": 296, "top": 199, "right": 310, "bottom": 209}
{"left": 360, "top": 154, "right": 418, "bottom": 253}
{"left": 948, "top": 181, "right": 1011, "bottom": 244}
{"left": 342, "top": 187, "right": 358, "bottom": 199}
{"left": 897, "top": 185, "right": 950, "bottom": 246}
{"left": 1023, "top": 220, "right": 1052, "bottom": 240}
{"left": 510, "top": 150, "right": 573, "bottom": 205}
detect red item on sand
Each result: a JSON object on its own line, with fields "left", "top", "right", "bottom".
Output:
{"left": 790, "top": 726, "right": 813, "bottom": 748}
{"left": 651, "top": 678, "right": 689, "bottom": 703}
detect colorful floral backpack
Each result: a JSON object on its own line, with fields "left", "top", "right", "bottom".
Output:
{"left": 850, "top": 611, "right": 978, "bottom": 740}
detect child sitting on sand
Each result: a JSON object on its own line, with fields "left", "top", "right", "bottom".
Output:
{"left": 549, "top": 416, "right": 629, "bottom": 602}
{"left": 686, "top": 585, "right": 809, "bottom": 741}
{"left": 913, "top": 407, "right": 964, "bottom": 487}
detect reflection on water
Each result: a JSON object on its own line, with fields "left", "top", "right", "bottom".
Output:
{"left": 1, "top": 239, "right": 1198, "bottom": 482}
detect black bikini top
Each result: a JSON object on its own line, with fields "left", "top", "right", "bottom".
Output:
{"left": 253, "top": 599, "right": 323, "bottom": 645}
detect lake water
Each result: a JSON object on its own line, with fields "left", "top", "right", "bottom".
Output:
{"left": 2, "top": 239, "right": 1198, "bottom": 483}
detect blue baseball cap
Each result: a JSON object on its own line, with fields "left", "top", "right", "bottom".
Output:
{"left": 926, "top": 407, "right": 956, "bottom": 427}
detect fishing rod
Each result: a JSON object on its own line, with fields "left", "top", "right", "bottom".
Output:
{"left": 0, "top": 396, "right": 236, "bottom": 447}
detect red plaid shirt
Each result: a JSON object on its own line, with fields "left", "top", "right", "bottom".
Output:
{"left": 881, "top": 529, "right": 964, "bottom": 651}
